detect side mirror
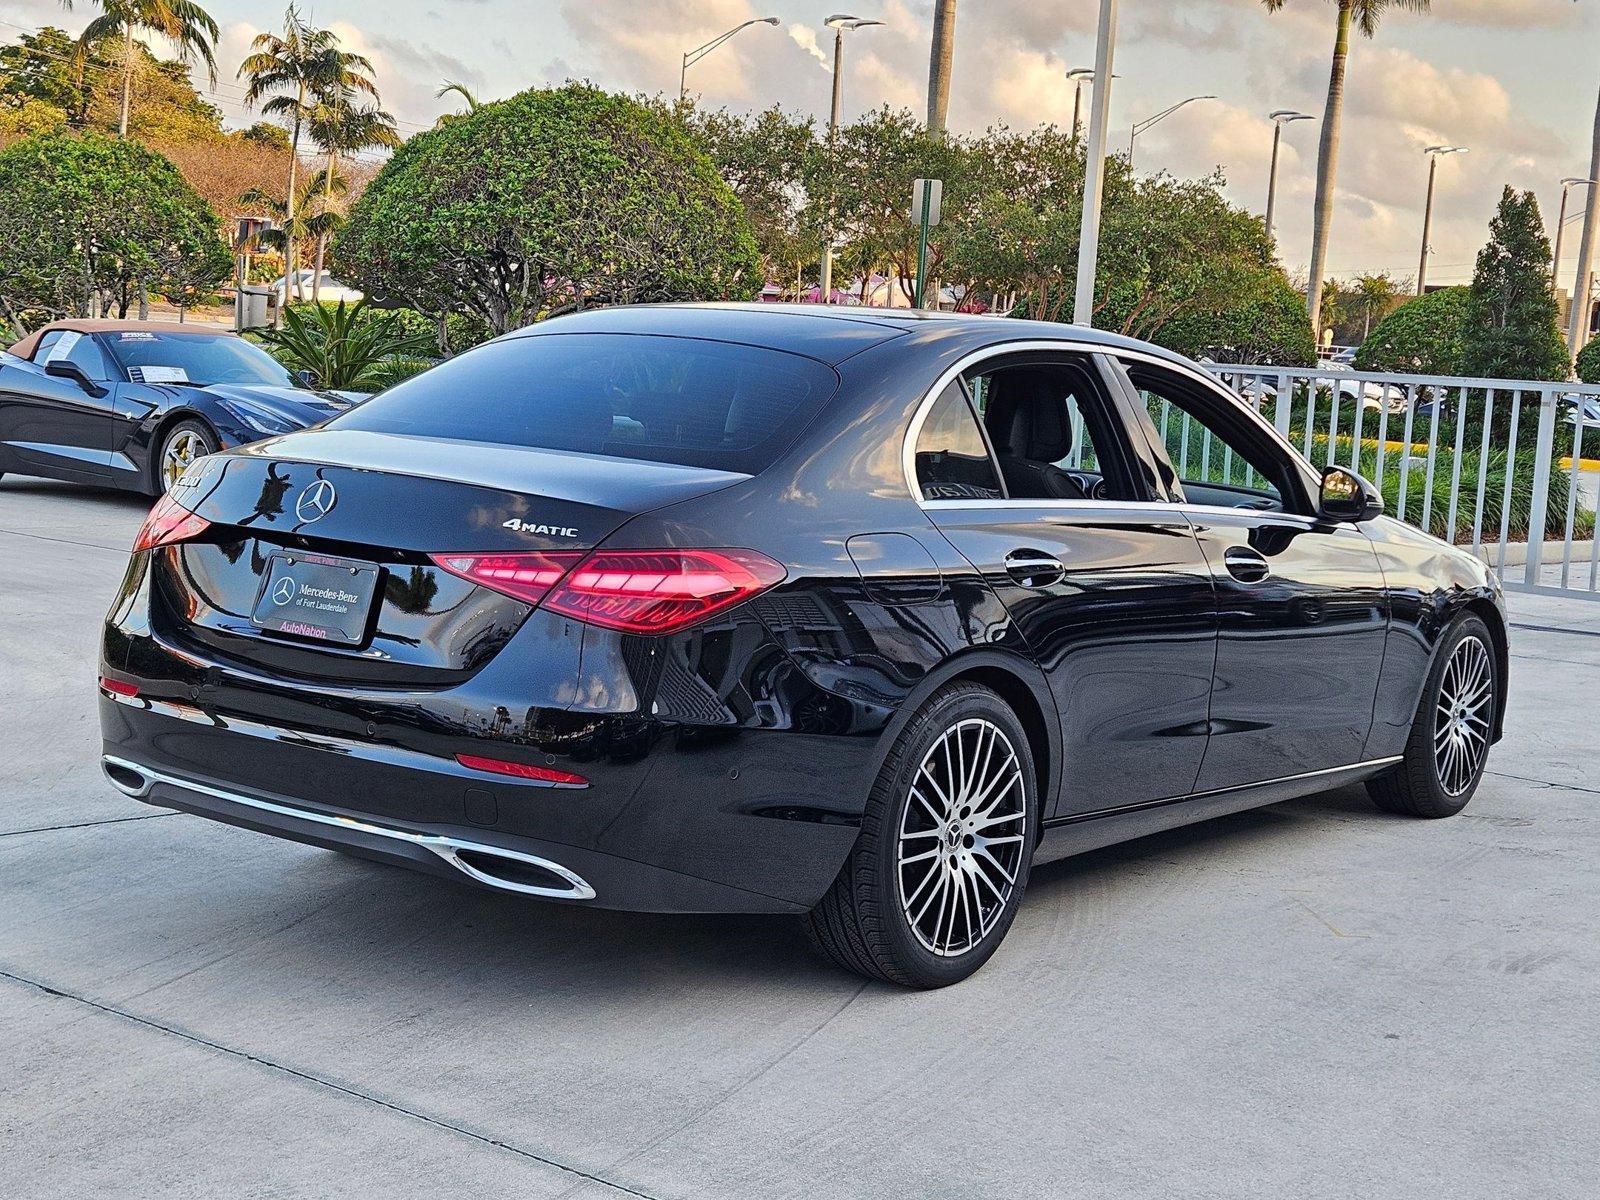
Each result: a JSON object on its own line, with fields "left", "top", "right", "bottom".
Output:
{"left": 294, "top": 368, "right": 319, "bottom": 389}
{"left": 45, "top": 358, "right": 107, "bottom": 398}
{"left": 1319, "top": 465, "right": 1384, "bottom": 523}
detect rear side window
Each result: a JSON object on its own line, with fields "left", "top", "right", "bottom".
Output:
{"left": 914, "top": 381, "right": 1004, "bottom": 501}
{"left": 329, "top": 333, "right": 839, "bottom": 474}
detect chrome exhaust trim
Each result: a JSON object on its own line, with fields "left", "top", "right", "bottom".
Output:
{"left": 101, "top": 754, "right": 596, "bottom": 900}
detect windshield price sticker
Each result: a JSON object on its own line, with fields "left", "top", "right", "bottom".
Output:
{"left": 134, "top": 366, "right": 190, "bottom": 384}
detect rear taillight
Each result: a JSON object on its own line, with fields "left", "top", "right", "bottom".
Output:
{"left": 543, "top": 549, "right": 786, "bottom": 634}
{"left": 429, "top": 552, "right": 585, "bottom": 606}
{"left": 432, "top": 547, "right": 785, "bottom": 634}
{"left": 132, "top": 493, "right": 211, "bottom": 553}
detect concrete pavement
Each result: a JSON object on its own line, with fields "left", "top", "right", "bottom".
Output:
{"left": 2, "top": 475, "right": 1596, "bottom": 1199}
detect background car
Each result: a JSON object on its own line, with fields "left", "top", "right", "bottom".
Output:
{"left": 98, "top": 305, "right": 1506, "bottom": 988}
{"left": 1, "top": 320, "right": 359, "bottom": 494}
{"left": 269, "top": 271, "right": 364, "bottom": 307}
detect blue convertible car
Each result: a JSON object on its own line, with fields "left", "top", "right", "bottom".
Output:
{"left": 1, "top": 320, "right": 358, "bottom": 495}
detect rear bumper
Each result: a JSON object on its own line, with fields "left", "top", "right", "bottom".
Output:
{"left": 97, "top": 678, "right": 867, "bottom": 914}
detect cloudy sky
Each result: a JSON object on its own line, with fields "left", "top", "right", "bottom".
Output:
{"left": 5, "top": 0, "right": 1598, "bottom": 288}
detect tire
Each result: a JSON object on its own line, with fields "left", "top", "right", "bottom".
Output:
{"left": 1367, "top": 614, "right": 1497, "bottom": 818}
{"left": 153, "top": 418, "right": 218, "bottom": 495}
{"left": 804, "top": 682, "right": 1038, "bottom": 988}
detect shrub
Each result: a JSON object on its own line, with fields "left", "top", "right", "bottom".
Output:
{"left": 1354, "top": 287, "right": 1469, "bottom": 375}
{"left": 1576, "top": 338, "right": 1600, "bottom": 385}
{"left": 258, "top": 300, "right": 434, "bottom": 391}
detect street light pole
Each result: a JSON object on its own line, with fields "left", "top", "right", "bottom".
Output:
{"left": 1265, "top": 110, "right": 1313, "bottom": 241}
{"left": 1552, "top": 177, "right": 1593, "bottom": 287}
{"left": 1569, "top": 84, "right": 1600, "bottom": 355}
{"left": 1417, "top": 145, "right": 1467, "bottom": 296}
{"left": 1067, "top": 67, "right": 1095, "bottom": 142}
{"left": 1127, "top": 94, "right": 1216, "bottom": 171}
{"left": 678, "top": 17, "right": 780, "bottom": 101}
{"left": 1073, "top": 0, "right": 1119, "bottom": 327}
{"left": 819, "top": 15, "right": 882, "bottom": 304}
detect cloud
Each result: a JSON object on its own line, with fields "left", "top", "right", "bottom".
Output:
{"left": 788, "top": 24, "right": 830, "bottom": 73}
{"left": 1428, "top": 0, "right": 1586, "bottom": 29}
{"left": 558, "top": 0, "right": 775, "bottom": 101}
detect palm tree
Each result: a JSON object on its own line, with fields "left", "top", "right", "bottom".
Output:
{"left": 239, "top": 167, "right": 348, "bottom": 297}
{"left": 62, "top": 0, "right": 219, "bottom": 138}
{"left": 239, "top": 6, "right": 376, "bottom": 310}
{"left": 433, "top": 80, "right": 480, "bottom": 127}
{"left": 1262, "top": 0, "right": 1430, "bottom": 341}
{"left": 307, "top": 95, "right": 399, "bottom": 300}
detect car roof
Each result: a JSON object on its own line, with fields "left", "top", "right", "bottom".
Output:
{"left": 509, "top": 302, "right": 1193, "bottom": 369}
{"left": 9, "top": 320, "right": 236, "bottom": 361}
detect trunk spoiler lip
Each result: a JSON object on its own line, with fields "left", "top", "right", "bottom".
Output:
{"left": 226, "top": 429, "right": 752, "bottom": 499}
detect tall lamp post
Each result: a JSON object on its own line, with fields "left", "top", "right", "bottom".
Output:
{"left": 679, "top": 17, "right": 780, "bottom": 101}
{"left": 1128, "top": 95, "right": 1216, "bottom": 170}
{"left": 1416, "top": 144, "right": 1467, "bottom": 295}
{"left": 1552, "top": 176, "right": 1594, "bottom": 287}
{"left": 1265, "top": 109, "right": 1313, "bottom": 241}
{"left": 819, "top": 14, "right": 882, "bottom": 303}
{"left": 1067, "top": 67, "right": 1095, "bottom": 141}
{"left": 1073, "top": 0, "right": 1119, "bottom": 326}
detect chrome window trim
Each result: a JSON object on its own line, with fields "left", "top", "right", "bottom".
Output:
{"left": 902, "top": 339, "right": 1318, "bottom": 513}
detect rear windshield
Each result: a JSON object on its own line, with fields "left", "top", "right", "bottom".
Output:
{"left": 328, "top": 332, "right": 839, "bottom": 474}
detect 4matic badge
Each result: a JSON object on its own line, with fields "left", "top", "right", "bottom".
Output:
{"left": 503, "top": 519, "right": 579, "bottom": 538}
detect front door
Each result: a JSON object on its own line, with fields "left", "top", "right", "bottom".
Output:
{"left": 912, "top": 352, "right": 1217, "bottom": 818}
{"left": 1115, "top": 358, "right": 1388, "bottom": 793}
{"left": 0, "top": 330, "right": 119, "bottom": 479}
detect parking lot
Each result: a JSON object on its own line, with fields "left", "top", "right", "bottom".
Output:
{"left": 1, "top": 474, "right": 1596, "bottom": 1199}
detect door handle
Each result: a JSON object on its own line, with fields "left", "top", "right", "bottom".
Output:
{"left": 1004, "top": 550, "right": 1065, "bottom": 588}
{"left": 1222, "top": 546, "right": 1270, "bottom": 583}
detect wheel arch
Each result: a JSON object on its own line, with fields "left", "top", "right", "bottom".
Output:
{"left": 861, "top": 648, "right": 1061, "bottom": 840}
{"left": 1462, "top": 595, "right": 1509, "bottom": 742}
{"left": 145, "top": 407, "right": 218, "bottom": 493}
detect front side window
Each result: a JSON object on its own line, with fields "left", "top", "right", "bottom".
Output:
{"left": 35, "top": 330, "right": 113, "bottom": 381}
{"left": 1126, "top": 362, "right": 1298, "bottom": 512}
{"left": 914, "top": 380, "right": 1004, "bottom": 501}
{"left": 329, "top": 333, "right": 839, "bottom": 475}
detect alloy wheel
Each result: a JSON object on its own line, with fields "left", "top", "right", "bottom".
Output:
{"left": 161, "top": 429, "right": 208, "bottom": 491}
{"left": 1434, "top": 634, "right": 1493, "bottom": 797}
{"left": 896, "top": 717, "right": 1027, "bottom": 957}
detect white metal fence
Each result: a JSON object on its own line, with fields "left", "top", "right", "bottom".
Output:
{"left": 1201, "top": 364, "right": 1600, "bottom": 602}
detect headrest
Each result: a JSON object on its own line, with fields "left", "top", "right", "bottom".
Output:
{"left": 986, "top": 369, "right": 1073, "bottom": 463}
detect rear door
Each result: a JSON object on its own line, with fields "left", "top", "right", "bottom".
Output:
{"left": 0, "top": 331, "right": 120, "bottom": 478}
{"left": 913, "top": 350, "right": 1217, "bottom": 819}
{"left": 1113, "top": 357, "right": 1388, "bottom": 792}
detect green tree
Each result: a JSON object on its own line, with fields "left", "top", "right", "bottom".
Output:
{"left": 1575, "top": 337, "right": 1600, "bottom": 385}
{"left": 62, "top": 0, "right": 219, "bottom": 138}
{"left": 334, "top": 83, "right": 762, "bottom": 335}
{"left": 1262, "top": 0, "right": 1430, "bottom": 339}
{"left": 1353, "top": 286, "right": 1468, "bottom": 375}
{"left": 679, "top": 102, "right": 819, "bottom": 285}
{"left": 1161, "top": 271, "right": 1316, "bottom": 365}
{"left": 0, "top": 130, "right": 230, "bottom": 333}
{"left": 306, "top": 94, "right": 398, "bottom": 300}
{"left": 239, "top": 6, "right": 376, "bottom": 306}
{"left": 1354, "top": 272, "right": 1406, "bottom": 340}
{"left": 1459, "top": 186, "right": 1570, "bottom": 382}
{"left": 0, "top": 27, "right": 86, "bottom": 116}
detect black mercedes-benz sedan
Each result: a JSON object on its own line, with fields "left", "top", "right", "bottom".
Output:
{"left": 98, "top": 304, "right": 1507, "bottom": 987}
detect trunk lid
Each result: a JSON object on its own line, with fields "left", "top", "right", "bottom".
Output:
{"left": 154, "top": 429, "right": 747, "bottom": 684}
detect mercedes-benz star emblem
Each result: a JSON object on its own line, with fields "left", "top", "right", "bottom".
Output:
{"left": 295, "top": 479, "right": 337, "bottom": 524}
{"left": 271, "top": 577, "right": 297, "bottom": 607}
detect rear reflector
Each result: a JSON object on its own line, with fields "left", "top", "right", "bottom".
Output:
{"left": 429, "top": 551, "right": 585, "bottom": 606}
{"left": 543, "top": 549, "right": 787, "bottom": 634}
{"left": 455, "top": 753, "right": 588, "bottom": 787}
{"left": 132, "top": 492, "right": 211, "bottom": 553}
{"left": 99, "top": 676, "right": 139, "bottom": 698}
